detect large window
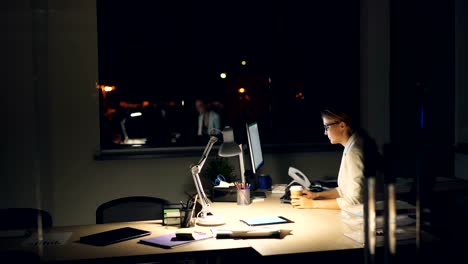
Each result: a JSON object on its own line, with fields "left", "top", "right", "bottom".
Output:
{"left": 97, "top": 0, "right": 360, "bottom": 152}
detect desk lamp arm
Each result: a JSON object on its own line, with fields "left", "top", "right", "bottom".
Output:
{"left": 190, "top": 136, "right": 218, "bottom": 217}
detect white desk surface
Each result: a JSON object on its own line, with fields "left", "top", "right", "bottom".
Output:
{"left": 211, "top": 193, "right": 362, "bottom": 256}
{"left": 0, "top": 193, "right": 363, "bottom": 262}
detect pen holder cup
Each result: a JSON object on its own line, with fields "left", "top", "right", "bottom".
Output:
{"left": 181, "top": 209, "right": 195, "bottom": 228}
{"left": 237, "top": 189, "right": 251, "bottom": 206}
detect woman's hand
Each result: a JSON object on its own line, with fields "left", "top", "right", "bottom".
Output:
{"left": 291, "top": 196, "right": 315, "bottom": 209}
{"left": 302, "top": 190, "right": 318, "bottom": 199}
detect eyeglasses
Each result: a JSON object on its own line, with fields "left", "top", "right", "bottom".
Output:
{"left": 324, "top": 121, "right": 340, "bottom": 131}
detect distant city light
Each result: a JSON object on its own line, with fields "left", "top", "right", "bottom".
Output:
{"left": 241, "top": 60, "right": 247, "bottom": 66}
{"left": 98, "top": 85, "right": 116, "bottom": 92}
{"left": 181, "top": 100, "right": 185, "bottom": 106}
{"left": 130, "top": 112, "right": 142, "bottom": 117}
{"left": 296, "top": 92, "right": 305, "bottom": 100}
{"left": 220, "top": 72, "right": 227, "bottom": 79}
{"left": 238, "top": 87, "right": 246, "bottom": 94}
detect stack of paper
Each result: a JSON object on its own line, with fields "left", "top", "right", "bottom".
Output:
{"left": 341, "top": 212, "right": 416, "bottom": 229}
{"left": 344, "top": 228, "right": 417, "bottom": 245}
{"left": 271, "top": 184, "right": 287, "bottom": 194}
{"left": 341, "top": 200, "right": 416, "bottom": 217}
{"left": 341, "top": 200, "right": 417, "bottom": 244}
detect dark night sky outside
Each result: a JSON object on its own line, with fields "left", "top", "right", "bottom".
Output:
{"left": 97, "top": 0, "right": 359, "bottom": 105}
{"left": 97, "top": 0, "right": 360, "bottom": 145}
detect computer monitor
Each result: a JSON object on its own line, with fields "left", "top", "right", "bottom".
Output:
{"left": 246, "top": 122, "right": 264, "bottom": 174}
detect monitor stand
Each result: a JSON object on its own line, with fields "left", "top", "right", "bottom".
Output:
{"left": 244, "top": 169, "right": 258, "bottom": 190}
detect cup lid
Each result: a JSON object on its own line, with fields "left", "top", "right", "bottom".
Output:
{"left": 290, "top": 185, "right": 303, "bottom": 191}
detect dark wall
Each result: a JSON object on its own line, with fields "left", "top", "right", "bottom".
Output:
{"left": 389, "top": 0, "right": 467, "bottom": 256}
{"left": 389, "top": 0, "right": 455, "bottom": 181}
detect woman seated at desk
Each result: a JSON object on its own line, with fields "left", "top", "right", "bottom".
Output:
{"left": 291, "top": 108, "right": 381, "bottom": 210}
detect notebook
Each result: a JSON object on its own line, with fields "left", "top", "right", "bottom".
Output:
{"left": 139, "top": 231, "right": 213, "bottom": 249}
{"left": 240, "top": 216, "right": 294, "bottom": 226}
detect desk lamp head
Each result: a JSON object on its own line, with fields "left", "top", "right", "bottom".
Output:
{"left": 218, "top": 127, "right": 242, "bottom": 157}
{"left": 218, "top": 127, "right": 246, "bottom": 184}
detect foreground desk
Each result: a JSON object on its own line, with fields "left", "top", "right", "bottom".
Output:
{"left": 0, "top": 194, "right": 366, "bottom": 263}
{"left": 212, "top": 193, "right": 362, "bottom": 256}
{"left": 0, "top": 221, "right": 252, "bottom": 263}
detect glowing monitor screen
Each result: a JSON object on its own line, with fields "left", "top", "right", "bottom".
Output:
{"left": 246, "top": 122, "right": 264, "bottom": 174}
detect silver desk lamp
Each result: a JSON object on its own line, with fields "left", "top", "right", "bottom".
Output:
{"left": 190, "top": 127, "right": 242, "bottom": 226}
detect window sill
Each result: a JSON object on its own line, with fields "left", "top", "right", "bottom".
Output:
{"left": 94, "top": 143, "right": 342, "bottom": 160}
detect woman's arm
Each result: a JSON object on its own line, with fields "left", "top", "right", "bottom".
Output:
{"left": 291, "top": 188, "right": 341, "bottom": 209}
{"left": 303, "top": 188, "right": 340, "bottom": 200}
{"left": 291, "top": 196, "right": 340, "bottom": 209}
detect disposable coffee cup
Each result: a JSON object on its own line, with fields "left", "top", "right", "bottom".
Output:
{"left": 290, "top": 185, "right": 303, "bottom": 197}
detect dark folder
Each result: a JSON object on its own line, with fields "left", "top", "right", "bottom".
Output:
{"left": 79, "top": 227, "right": 151, "bottom": 246}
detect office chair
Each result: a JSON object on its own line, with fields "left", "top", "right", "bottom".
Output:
{"left": 96, "top": 196, "right": 169, "bottom": 224}
{"left": 0, "top": 208, "right": 53, "bottom": 230}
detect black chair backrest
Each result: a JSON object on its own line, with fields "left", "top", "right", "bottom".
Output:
{"left": 96, "top": 196, "right": 169, "bottom": 224}
{"left": 0, "top": 208, "right": 53, "bottom": 230}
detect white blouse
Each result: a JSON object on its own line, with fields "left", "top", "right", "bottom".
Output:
{"left": 335, "top": 133, "right": 365, "bottom": 208}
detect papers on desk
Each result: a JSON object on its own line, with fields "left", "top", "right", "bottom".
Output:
{"left": 341, "top": 213, "right": 416, "bottom": 229}
{"left": 344, "top": 228, "right": 417, "bottom": 245}
{"left": 271, "top": 184, "right": 287, "bottom": 194}
{"left": 341, "top": 200, "right": 418, "bottom": 245}
{"left": 22, "top": 232, "right": 72, "bottom": 247}
{"left": 341, "top": 200, "right": 416, "bottom": 229}
{"left": 251, "top": 197, "right": 265, "bottom": 203}
{"left": 341, "top": 200, "right": 416, "bottom": 218}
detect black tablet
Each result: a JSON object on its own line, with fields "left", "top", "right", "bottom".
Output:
{"left": 79, "top": 227, "right": 151, "bottom": 246}
{"left": 240, "top": 216, "right": 294, "bottom": 226}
